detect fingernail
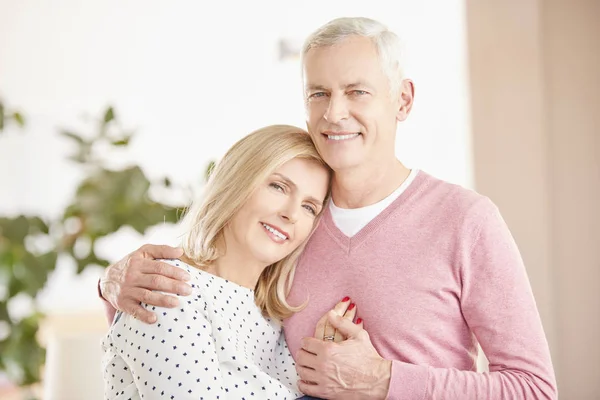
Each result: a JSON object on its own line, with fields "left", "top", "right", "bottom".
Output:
{"left": 180, "top": 285, "right": 192, "bottom": 295}
{"left": 356, "top": 318, "right": 362, "bottom": 324}
{"left": 342, "top": 296, "right": 350, "bottom": 302}
{"left": 181, "top": 272, "right": 191, "bottom": 281}
{"left": 348, "top": 303, "right": 355, "bottom": 311}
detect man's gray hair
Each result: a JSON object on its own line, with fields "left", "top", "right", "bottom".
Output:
{"left": 301, "top": 17, "right": 406, "bottom": 96}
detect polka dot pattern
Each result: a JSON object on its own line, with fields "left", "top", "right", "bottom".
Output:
{"left": 102, "top": 259, "right": 301, "bottom": 399}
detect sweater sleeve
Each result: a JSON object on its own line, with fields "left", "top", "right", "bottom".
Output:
{"left": 386, "top": 198, "right": 557, "bottom": 400}
{"left": 103, "top": 298, "right": 118, "bottom": 326}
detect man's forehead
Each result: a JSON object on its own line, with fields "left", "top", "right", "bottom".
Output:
{"left": 304, "top": 81, "right": 372, "bottom": 91}
{"left": 303, "top": 42, "right": 379, "bottom": 72}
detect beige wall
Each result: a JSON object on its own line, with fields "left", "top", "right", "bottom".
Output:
{"left": 466, "top": 1, "right": 599, "bottom": 398}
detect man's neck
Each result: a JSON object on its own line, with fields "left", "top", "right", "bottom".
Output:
{"left": 331, "top": 158, "right": 410, "bottom": 209}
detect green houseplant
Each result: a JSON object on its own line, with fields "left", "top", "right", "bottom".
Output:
{"left": 0, "top": 101, "right": 210, "bottom": 395}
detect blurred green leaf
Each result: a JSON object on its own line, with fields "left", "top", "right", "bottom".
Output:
{"left": 13, "top": 112, "right": 25, "bottom": 127}
{"left": 28, "top": 217, "right": 49, "bottom": 235}
{"left": 0, "top": 313, "right": 45, "bottom": 385}
{"left": 61, "top": 131, "right": 93, "bottom": 164}
{"left": 103, "top": 107, "right": 115, "bottom": 123}
{"left": 0, "top": 216, "right": 30, "bottom": 243}
{"left": 205, "top": 160, "right": 216, "bottom": 181}
{"left": 0, "top": 102, "right": 5, "bottom": 131}
{"left": 74, "top": 250, "right": 110, "bottom": 274}
{"left": 60, "top": 130, "right": 85, "bottom": 145}
{"left": 0, "top": 301, "right": 9, "bottom": 322}
{"left": 111, "top": 137, "right": 130, "bottom": 146}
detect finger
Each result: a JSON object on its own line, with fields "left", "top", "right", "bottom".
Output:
{"left": 123, "top": 301, "right": 157, "bottom": 324}
{"left": 295, "top": 347, "right": 320, "bottom": 374}
{"left": 130, "top": 287, "right": 180, "bottom": 308}
{"left": 139, "top": 260, "right": 191, "bottom": 282}
{"left": 139, "top": 244, "right": 184, "bottom": 261}
{"left": 324, "top": 297, "right": 351, "bottom": 341}
{"left": 355, "top": 317, "right": 364, "bottom": 330}
{"left": 295, "top": 365, "right": 320, "bottom": 384}
{"left": 327, "top": 310, "right": 362, "bottom": 339}
{"left": 138, "top": 273, "right": 192, "bottom": 296}
{"left": 334, "top": 302, "right": 357, "bottom": 341}
{"left": 297, "top": 380, "right": 321, "bottom": 398}
{"left": 343, "top": 302, "right": 357, "bottom": 321}
{"left": 300, "top": 337, "right": 328, "bottom": 356}
{"left": 313, "top": 313, "right": 328, "bottom": 339}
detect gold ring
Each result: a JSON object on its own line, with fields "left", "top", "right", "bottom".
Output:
{"left": 323, "top": 335, "right": 335, "bottom": 341}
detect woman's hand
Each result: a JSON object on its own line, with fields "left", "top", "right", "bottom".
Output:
{"left": 313, "top": 297, "right": 364, "bottom": 342}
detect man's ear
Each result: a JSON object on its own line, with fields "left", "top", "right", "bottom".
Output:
{"left": 396, "top": 79, "right": 415, "bottom": 122}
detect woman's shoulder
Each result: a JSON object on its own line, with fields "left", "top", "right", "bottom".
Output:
{"left": 158, "top": 257, "right": 214, "bottom": 288}
{"left": 159, "top": 257, "right": 199, "bottom": 275}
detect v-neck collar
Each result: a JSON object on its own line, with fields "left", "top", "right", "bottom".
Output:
{"left": 321, "top": 170, "right": 426, "bottom": 253}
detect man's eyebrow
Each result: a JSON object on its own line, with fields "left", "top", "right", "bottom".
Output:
{"left": 272, "top": 173, "right": 324, "bottom": 206}
{"left": 305, "top": 82, "right": 370, "bottom": 92}
{"left": 305, "top": 84, "right": 328, "bottom": 92}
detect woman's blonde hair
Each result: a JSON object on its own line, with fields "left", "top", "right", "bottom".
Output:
{"left": 180, "top": 125, "right": 331, "bottom": 321}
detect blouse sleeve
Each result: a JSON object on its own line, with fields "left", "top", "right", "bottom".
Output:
{"left": 103, "top": 295, "right": 226, "bottom": 399}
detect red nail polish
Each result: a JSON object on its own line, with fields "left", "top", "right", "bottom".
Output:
{"left": 348, "top": 303, "right": 355, "bottom": 311}
{"left": 356, "top": 318, "right": 363, "bottom": 324}
{"left": 342, "top": 296, "right": 350, "bottom": 302}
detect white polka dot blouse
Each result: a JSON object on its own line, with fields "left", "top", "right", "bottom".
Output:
{"left": 102, "top": 259, "right": 302, "bottom": 399}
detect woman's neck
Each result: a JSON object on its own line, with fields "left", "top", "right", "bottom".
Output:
{"left": 182, "top": 252, "right": 266, "bottom": 290}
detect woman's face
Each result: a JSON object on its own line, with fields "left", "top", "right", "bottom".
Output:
{"left": 224, "top": 157, "right": 329, "bottom": 267}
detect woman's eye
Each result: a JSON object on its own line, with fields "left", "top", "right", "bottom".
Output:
{"left": 303, "top": 204, "right": 317, "bottom": 215}
{"left": 269, "top": 182, "right": 285, "bottom": 192}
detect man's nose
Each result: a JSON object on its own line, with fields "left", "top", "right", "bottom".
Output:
{"left": 324, "top": 95, "right": 349, "bottom": 124}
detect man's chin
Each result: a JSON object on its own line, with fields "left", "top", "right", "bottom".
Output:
{"left": 325, "top": 159, "right": 363, "bottom": 173}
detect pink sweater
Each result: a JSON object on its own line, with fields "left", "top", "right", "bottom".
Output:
{"left": 284, "top": 171, "right": 557, "bottom": 399}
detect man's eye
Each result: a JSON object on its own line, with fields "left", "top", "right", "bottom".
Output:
{"left": 309, "top": 92, "right": 327, "bottom": 99}
{"left": 351, "top": 90, "right": 368, "bottom": 95}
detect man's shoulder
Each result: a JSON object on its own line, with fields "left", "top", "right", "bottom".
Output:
{"left": 409, "top": 171, "right": 500, "bottom": 230}
{"left": 417, "top": 171, "right": 492, "bottom": 213}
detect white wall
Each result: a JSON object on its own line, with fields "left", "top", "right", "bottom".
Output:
{"left": 0, "top": 0, "right": 472, "bottom": 314}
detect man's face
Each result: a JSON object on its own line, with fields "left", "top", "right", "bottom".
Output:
{"left": 303, "top": 36, "right": 408, "bottom": 172}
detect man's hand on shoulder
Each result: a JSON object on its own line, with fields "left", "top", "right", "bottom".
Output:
{"left": 100, "top": 244, "right": 192, "bottom": 324}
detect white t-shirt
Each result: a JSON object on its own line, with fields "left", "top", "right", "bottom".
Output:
{"left": 102, "top": 259, "right": 301, "bottom": 399}
{"left": 330, "top": 169, "right": 419, "bottom": 237}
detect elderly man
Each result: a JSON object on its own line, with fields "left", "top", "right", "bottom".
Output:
{"left": 99, "top": 17, "right": 557, "bottom": 399}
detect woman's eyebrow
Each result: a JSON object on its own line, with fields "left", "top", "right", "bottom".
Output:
{"left": 272, "top": 173, "right": 323, "bottom": 206}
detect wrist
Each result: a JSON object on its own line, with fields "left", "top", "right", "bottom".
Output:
{"left": 371, "top": 358, "right": 392, "bottom": 400}
{"left": 98, "top": 278, "right": 111, "bottom": 302}
{"left": 97, "top": 278, "right": 105, "bottom": 300}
